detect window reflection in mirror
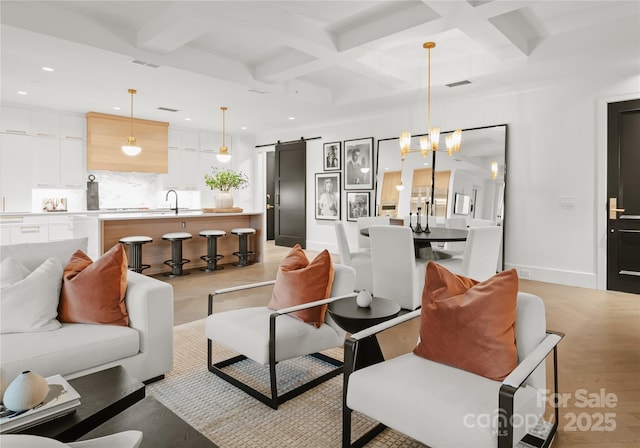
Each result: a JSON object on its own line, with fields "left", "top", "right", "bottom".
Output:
{"left": 375, "top": 124, "right": 507, "bottom": 227}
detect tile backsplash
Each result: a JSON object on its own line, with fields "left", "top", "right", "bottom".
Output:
{"left": 31, "top": 171, "right": 200, "bottom": 212}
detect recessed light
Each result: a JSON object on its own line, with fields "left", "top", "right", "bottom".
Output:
{"left": 185, "top": 118, "right": 191, "bottom": 121}
{"left": 241, "top": 126, "right": 247, "bottom": 130}
{"left": 288, "top": 116, "right": 295, "bottom": 121}
{"left": 113, "top": 106, "right": 121, "bottom": 110}
{"left": 42, "top": 67, "right": 54, "bottom": 72}
{"left": 17, "top": 91, "right": 27, "bottom": 95}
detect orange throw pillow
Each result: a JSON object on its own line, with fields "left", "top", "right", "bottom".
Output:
{"left": 413, "top": 261, "right": 518, "bottom": 381}
{"left": 267, "top": 244, "right": 335, "bottom": 328}
{"left": 58, "top": 244, "right": 129, "bottom": 326}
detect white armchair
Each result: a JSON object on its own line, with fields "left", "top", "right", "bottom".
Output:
{"left": 0, "top": 431, "right": 142, "bottom": 448}
{"left": 205, "top": 264, "right": 356, "bottom": 409}
{"left": 343, "top": 292, "right": 564, "bottom": 448}
{"left": 369, "top": 225, "right": 425, "bottom": 310}
{"left": 335, "top": 221, "right": 373, "bottom": 292}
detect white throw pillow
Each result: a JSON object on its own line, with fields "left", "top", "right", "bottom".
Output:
{"left": 1, "top": 257, "right": 31, "bottom": 287}
{"left": 1, "top": 257, "right": 63, "bottom": 334}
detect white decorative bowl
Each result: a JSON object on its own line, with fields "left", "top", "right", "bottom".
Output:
{"left": 3, "top": 371, "right": 49, "bottom": 412}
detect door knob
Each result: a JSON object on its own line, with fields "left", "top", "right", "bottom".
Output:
{"left": 609, "top": 198, "right": 625, "bottom": 219}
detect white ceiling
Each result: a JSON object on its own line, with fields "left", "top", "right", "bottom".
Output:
{"left": 1, "top": 1, "right": 638, "bottom": 135}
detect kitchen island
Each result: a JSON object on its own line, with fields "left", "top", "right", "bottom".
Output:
{"left": 99, "top": 211, "right": 263, "bottom": 275}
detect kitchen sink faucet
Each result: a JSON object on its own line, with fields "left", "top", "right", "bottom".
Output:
{"left": 166, "top": 189, "right": 178, "bottom": 214}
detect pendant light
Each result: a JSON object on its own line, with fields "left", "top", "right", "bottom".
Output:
{"left": 216, "top": 106, "right": 231, "bottom": 163}
{"left": 121, "top": 88, "right": 141, "bottom": 156}
{"left": 397, "top": 42, "right": 463, "bottom": 200}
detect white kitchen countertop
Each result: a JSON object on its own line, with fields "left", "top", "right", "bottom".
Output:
{"left": 0, "top": 209, "right": 261, "bottom": 219}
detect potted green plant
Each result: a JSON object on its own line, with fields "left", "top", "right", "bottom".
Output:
{"left": 204, "top": 167, "right": 249, "bottom": 209}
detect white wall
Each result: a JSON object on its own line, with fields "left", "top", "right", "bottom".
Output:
{"left": 255, "top": 72, "right": 640, "bottom": 289}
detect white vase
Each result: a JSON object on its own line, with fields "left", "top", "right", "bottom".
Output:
{"left": 215, "top": 191, "right": 234, "bottom": 209}
{"left": 3, "top": 371, "right": 49, "bottom": 412}
{"left": 356, "top": 290, "right": 373, "bottom": 308}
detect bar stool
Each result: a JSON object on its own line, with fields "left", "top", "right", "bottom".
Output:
{"left": 231, "top": 227, "right": 255, "bottom": 267}
{"left": 119, "top": 236, "right": 153, "bottom": 273}
{"left": 162, "top": 232, "right": 192, "bottom": 277}
{"left": 199, "top": 229, "right": 226, "bottom": 272}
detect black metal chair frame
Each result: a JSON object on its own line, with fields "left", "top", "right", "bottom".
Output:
{"left": 207, "top": 283, "right": 350, "bottom": 410}
{"left": 120, "top": 238, "right": 152, "bottom": 273}
{"left": 162, "top": 234, "right": 191, "bottom": 277}
{"left": 231, "top": 230, "right": 255, "bottom": 266}
{"left": 342, "top": 310, "right": 565, "bottom": 448}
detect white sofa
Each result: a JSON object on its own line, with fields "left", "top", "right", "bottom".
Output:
{"left": 0, "top": 238, "right": 174, "bottom": 383}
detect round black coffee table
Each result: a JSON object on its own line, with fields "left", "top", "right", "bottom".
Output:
{"left": 328, "top": 296, "right": 400, "bottom": 369}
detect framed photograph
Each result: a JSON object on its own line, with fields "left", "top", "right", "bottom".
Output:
{"left": 315, "top": 172, "right": 341, "bottom": 220}
{"left": 346, "top": 191, "right": 370, "bottom": 222}
{"left": 323, "top": 141, "right": 341, "bottom": 171}
{"left": 344, "top": 137, "right": 374, "bottom": 190}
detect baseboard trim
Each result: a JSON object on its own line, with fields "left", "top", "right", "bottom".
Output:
{"left": 504, "top": 263, "right": 597, "bottom": 289}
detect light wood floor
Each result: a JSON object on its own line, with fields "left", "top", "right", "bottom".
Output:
{"left": 152, "top": 241, "right": 640, "bottom": 448}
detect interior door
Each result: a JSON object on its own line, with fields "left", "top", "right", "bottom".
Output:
{"left": 275, "top": 141, "right": 306, "bottom": 248}
{"left": 607, "top": 98, "right": 640, "bottom": 293}
{"left": 266, "top": 151, "right": 275, "bottom": 240}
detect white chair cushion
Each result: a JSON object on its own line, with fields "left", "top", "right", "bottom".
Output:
{"left": 206, "top": 307, "right": 343, "bottom": 365}
{"left": 347, "top": 352, "right": 543, "bottom": 448}
{"left": 0, "top": 323, "right": 139, "bottom": 381}
{"left": 199, "top": 230, "right": 226, "bottom": 237}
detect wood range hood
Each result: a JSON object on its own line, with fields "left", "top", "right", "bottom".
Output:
{"left": 86, "top": 112, "right": 169, "bottom": 173}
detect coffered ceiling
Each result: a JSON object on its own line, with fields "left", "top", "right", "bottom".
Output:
{"left": 1, "top": 1, "right": 638, "bottom": 135}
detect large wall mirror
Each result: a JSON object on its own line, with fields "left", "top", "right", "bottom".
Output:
{"left": 375, "top": 124, "right": 507, "bottom": 265}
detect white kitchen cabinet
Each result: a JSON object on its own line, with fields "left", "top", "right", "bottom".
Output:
{"left": 48, "top": 214, "right": 74, "bottom": 241}
{"left": 32, "top": 110, "right": 60, "bottom": 138}
{"left": 60, "top": 139, "right": 86, "bottom": 187}
{"left": 0, "top": 105, "right": 31, "bottom": 135}
{"left": 0, "top": 224, "right": 10, "bottom": 244}
{"left": 60, "top": 114, "right": 85, "bottom": 140}
{"left": 199, "top": 132, "right": 220, "bottom": 152}
{"left": 181, "top": 149, "right": 200, "bottom": 190}
{"left": 164, "top": 146, "right": 201, "bottom": 191}
{"left": 33, "top": 136, "right": 85, "bottom": 188}
{"left": 164, "top": 147, "right": 181, "bottom": 190}
{"left": 180, "top": 130, "right": 199, "bottom": 151}
{"left": 168, "top": 129, "right": 180, "bottom": 149}
{"left": 0, "top": 133, "right": 33, "bottom": 212}
{"left": 33, "top": 137, "right": 61, "bottom": 188}
{"left": 9, "top": 215, "right": 48, "bottom": 243}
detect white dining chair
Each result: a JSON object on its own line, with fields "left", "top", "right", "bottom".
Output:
{"left": 356, "top": 216, "right": 390, "bottom": 250}
{"left": 335, "top": 221, "right": 373, "bottom": 292}
{"left": 435, "top": 226, "right": 503, "bottom": 281}
{"left": 369, "top": 225, "right": 426, "bottom": 310}
{"left": 438, "top": 216, "right": 468, "bottom": 256}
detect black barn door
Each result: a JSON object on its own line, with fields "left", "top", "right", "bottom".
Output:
{"left": 275, "top": 140, "right": 306, "bottom": 248}
{"left": 607, "top": 99, "right": 640, "bottom": 293}
{"left": 266, "top": 151, "right": 275, "bottom": 240}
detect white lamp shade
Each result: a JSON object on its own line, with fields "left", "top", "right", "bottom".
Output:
{"left": 122, "top": 145, "right": 141, "bottom": 156}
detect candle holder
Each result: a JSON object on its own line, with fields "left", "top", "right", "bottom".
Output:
{"left": 424, "top": 201, "right": 431, "bottom": 233}
{"left": 408, "top": 212, "right": 414, "bottom": 231}
{"left": 414, "top": 207, "right": 424, "bottom": 233}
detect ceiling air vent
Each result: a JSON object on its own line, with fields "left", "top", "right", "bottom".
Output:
{"left": 157, "top": 107, "right": 179, "bottom": 112}
{"left": 446, "top": 80, "right": 472, "bottom": 88}
{"left": 130, "top": 59, "right": 160, "bottom": 68}
{"left": 248, "top": 88, "right": 267, "bottom": 95}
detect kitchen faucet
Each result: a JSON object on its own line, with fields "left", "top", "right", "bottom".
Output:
{"left": 165, "top": 189, "right": 178, "bottom": 214}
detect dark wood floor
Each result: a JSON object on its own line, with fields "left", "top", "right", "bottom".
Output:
{"left": 153, "top": 241, "right": 640, "bottom": 448}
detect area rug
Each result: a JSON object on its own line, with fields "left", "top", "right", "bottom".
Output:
{"left": 147, "top": 319, "right": 426, "bottom": 448}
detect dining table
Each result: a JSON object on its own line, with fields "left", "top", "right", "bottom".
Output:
{"left": 360, "top": 226, "right": 468, "bottom": 259}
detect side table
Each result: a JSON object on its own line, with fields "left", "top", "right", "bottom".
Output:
{"left": 328, "top": 296, "right": 400, "bottom": 369}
